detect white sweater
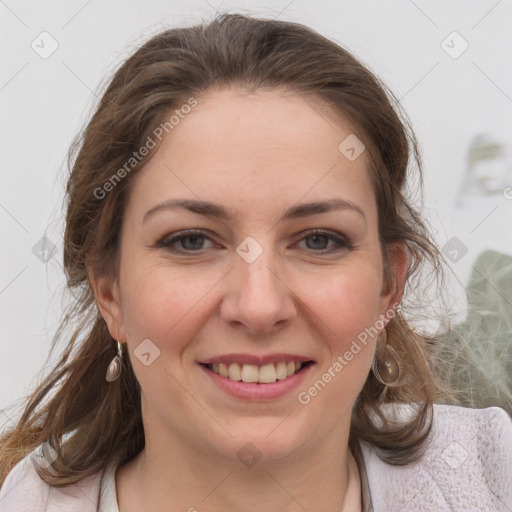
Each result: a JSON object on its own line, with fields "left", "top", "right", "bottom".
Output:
{"left": 0, "top": 404, "right": 511, "bottom": 511}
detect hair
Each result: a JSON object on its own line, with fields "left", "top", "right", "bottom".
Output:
{"left": 0, "top": 12, "right": 456, "bottom": 488}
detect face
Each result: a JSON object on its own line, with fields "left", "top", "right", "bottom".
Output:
{"left": 93, "top": 87, "right": 404, "bottom": 466}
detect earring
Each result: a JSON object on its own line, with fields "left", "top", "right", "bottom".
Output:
{"left": 106, "top": 340, "right": 123, "bottom": 382}
{"left": 372, "top": 329, "right": 401, "bottom": 387}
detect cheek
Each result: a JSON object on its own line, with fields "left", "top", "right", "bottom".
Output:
{"left": 299, "top": 274, "right": 381, "bottom": 409}
{"left": 120, "top": 262, "right": 219, "bottom": 347}
{"left": 301, "top": 267, "right": 384, "bottom": 346}
{"left": 118, "top": 264, "right": 215, "bottom": 402}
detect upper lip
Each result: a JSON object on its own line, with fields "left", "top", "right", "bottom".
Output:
{"left": 198, "top": 353, "right": 315, "bottom": 366}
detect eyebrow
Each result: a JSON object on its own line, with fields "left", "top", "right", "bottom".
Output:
{"left": 142, "top": 198, "right": 366, "bottom": 224}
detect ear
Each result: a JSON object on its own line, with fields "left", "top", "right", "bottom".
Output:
{"left": 380, "top": 241, "right": 408, "bottom": 316}
{"left": 89, "top": 270, "right": 128, "bottom": 343}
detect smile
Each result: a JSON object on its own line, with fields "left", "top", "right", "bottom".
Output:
{"left": 198, "top": 353, "right": 315, "bottom": 400}
{"left": 203, "top": 361, "right": 311, "bottom": 384}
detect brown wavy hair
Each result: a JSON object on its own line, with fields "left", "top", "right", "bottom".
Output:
{"left": 0, "top": 13, "right": 451, "bottom": 488}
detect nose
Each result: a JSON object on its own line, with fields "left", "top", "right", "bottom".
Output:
{"left": 219, "top": 241, "right": 297, "bottom": 335}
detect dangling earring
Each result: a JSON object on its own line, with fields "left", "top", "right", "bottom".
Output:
{"left": 106, "top": 340, "right": 123, "bottom": 382}
{"left": 372, "top": 329, "right": 401, "bottom": 387}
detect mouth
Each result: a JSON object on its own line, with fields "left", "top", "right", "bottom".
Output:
{"left": 197, "top": 353, "right": 316, "bottom": 400}
{"left": 200, "top": 360, "right": 315, "bottom": 384}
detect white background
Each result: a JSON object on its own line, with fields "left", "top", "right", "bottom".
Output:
{"left": 1, "top": 0, "right": 511, "bottom": 422}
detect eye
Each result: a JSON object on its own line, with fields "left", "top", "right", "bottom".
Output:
{"left": 294, "top": 229, "right": 353, "bottom": 254}
{"left": 155, "top": 229, "right": 353, "bottom": 255}
{"left": 156, "top": 230, "right": 217, "bottom": 253}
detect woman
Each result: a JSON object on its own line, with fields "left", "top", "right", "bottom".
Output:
{"left": 0, "top": 13, "right": 510, "bottom": 512}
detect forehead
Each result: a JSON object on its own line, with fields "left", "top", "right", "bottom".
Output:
{"left": 165, "top": 87, "right": 356, "bottom": 157}
{"left": 124, "top": 87, "right": 376, "bottom": 225}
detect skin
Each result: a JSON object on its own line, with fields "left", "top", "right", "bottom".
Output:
{"left": 91, "top": 86, "right": 407, "bottom": 512}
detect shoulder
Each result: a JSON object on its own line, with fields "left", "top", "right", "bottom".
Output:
{"left": 0, "top": 445, "right": 104, "bottom": 512}
{"left": 361, "top": 404, "right": 512, "bottom": 511}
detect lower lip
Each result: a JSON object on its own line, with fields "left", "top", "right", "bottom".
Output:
{"left": 199, "top": 363, "right": 314, "bottom": 401}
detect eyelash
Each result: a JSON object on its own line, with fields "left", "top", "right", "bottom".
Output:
{"left": 156, "top": 229, "right": 353, "bottom": 255}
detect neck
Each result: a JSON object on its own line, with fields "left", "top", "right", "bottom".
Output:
{"left": 117, "top": 426, "right": 354, "bottom": 512}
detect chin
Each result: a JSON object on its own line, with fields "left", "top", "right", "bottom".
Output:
{"left": 224, "top": 417, "right": 311, "bottom": 464}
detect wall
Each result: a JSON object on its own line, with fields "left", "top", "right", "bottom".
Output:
{"left": 1, "top": 0, "right": 511, "bottom": 420}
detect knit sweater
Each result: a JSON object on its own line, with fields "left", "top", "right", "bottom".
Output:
{"left": 1, "top": 404, "right": 511, "bottom": 511}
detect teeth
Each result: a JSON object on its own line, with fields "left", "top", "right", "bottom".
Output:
{"left": 259, "top": 363, "right": 277, "bottom": 383}
{"left": 209, "top": 361, "right": 306, "bottom": 383}
{"left": 218, "top": 363, "right": 229, "bottom": 377}
{"left": 241, "top": 364, "right": 259, "bottom": 383}
{"left": 276, "top": 361, "right": 288, "bottom": 380}
{"left": 228, "top": 363, "right": 242, "bottom": 381}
